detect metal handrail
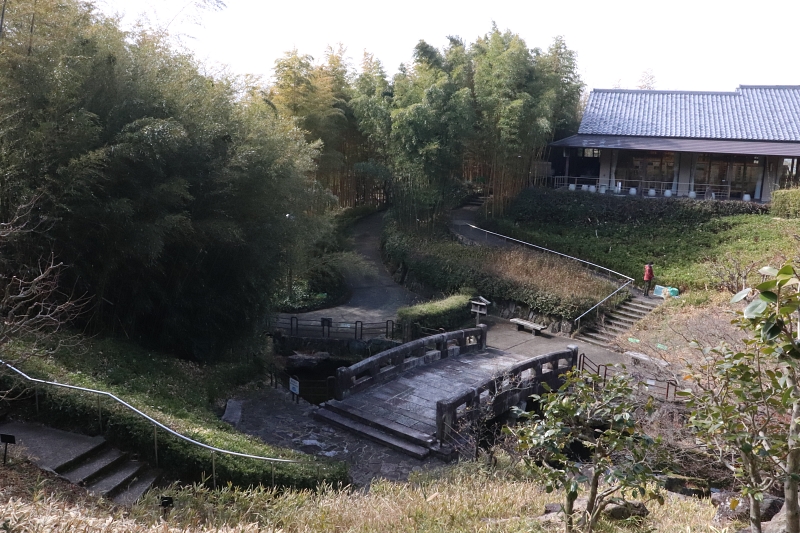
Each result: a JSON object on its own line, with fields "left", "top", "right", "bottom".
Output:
{"left": 459, "top": 224, "right": 634, "bottom": 329}
{"left": 573, "top": 280, "right": 633, "bottom": 325}
{"left": 0, "top": 358, "right": 340, "bottom": 484}
{"left": 462, "top": 224, "right": 633, "bottom": 283}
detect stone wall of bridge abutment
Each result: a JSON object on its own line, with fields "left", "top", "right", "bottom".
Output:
{"left": 435, "top": 345, "right": 578, "bottom": 442}
{"left": 334, "top": 325, "right": 488, "bottom": 401}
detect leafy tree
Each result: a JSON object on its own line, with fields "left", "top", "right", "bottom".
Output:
{"left": 507, "top": 369, "right": 662, "bottom": 533}
{"left": 683, "top": 263, "right": 800, "bottom": 533}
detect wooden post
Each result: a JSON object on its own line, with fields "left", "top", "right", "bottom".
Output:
{"left": 212, "top": 451, "right": 217, "bottom": 489}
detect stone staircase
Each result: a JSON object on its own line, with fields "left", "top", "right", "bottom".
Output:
{"left": 313, "top": 399, "right": 454, "bottom": 460}
{"left": 0, "top": 420, "right": 161, "bottom": 506}
{"left": 575, "top": 296, "right": 661, "bottom": 348}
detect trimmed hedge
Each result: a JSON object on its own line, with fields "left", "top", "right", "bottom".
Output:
{"left": 508, "top": 188, "right": 768, "bottom": 227}
{"left": 771, "top": 188, "right": 800, "bottom": 218}
{"left": 397, "top": 293, "right": 473, "bottom": 332}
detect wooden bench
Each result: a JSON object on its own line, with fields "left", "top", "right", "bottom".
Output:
{"left": 510, "top": 318, "right": 547, "bottom": 335}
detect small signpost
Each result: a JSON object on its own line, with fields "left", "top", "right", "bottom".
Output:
{"left": 289, "top": 377, "right": 300, "bottom": 404}
{"left": 470, "top": 296, "right": 491, "bottom": 326}
{"left": 1, "top": 433, "right": 15, "bottom": 465}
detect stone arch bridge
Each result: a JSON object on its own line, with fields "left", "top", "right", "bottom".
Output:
{"left": 312, "top": 325, "right": 578, "bottom": 459}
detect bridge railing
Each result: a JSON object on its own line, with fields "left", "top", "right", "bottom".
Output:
{"left": 435, "top": 345, "right": 578, "bottom": 442}
{"left": 269, "top": 316, "right": 397, "bottom": 340}
{"left": 334, "top": 325, "right": 487, "bottom": 400}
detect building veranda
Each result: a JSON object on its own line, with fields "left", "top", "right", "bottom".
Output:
{"left": 551, "top": 85, "right": 800, "bottom": 201}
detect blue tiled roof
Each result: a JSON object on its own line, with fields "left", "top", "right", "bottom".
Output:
{"left": 579, "top": 86, "right": 800, "bottom": 141}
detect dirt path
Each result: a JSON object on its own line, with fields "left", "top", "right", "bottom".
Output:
{"left": 284, "top": 211, "right": 420, "bottom": 323}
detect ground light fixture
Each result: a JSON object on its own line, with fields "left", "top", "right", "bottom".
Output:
{"left": 1, "top": 433, "right": 15, "bottom": 465}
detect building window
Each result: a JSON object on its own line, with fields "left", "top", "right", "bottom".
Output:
{"left": 583, "top": 148, "right": 600, "bottom": 158}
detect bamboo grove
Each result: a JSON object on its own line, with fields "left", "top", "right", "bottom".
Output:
{"left": 269, "top": 28, "right": 584, "bottom": 226}
{"left": 0, "top": 0, "right": 583, "bottom": 357}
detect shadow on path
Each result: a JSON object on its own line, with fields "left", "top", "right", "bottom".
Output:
{"left": 281, "top": 211, "right": 421, "bottom": 323}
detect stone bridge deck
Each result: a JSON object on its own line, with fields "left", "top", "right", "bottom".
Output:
{"left": 313, "top": 327, "right": 576, "bottom": 459}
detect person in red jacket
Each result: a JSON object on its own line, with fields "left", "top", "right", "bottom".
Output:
{"left": 643, "top": 262, "right": 654, "bottom": 297}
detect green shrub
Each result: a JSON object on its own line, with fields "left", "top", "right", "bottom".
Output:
{"left": 397, "top": 293, "right": 473, "bottom": 332}
{"left": 507, "top": 188, "right": 768, "bottom": 227}
{"left": 771, "top": 188, "right": 800, "bottom": 218}
{"left": 383, "top": 218, "right": 619, "bottom": 320}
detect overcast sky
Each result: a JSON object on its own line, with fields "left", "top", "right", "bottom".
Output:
{"left": 96, "top": 0, "right": 799, "bottom": 93}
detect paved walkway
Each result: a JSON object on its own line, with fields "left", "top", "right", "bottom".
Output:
{"left": 281, "top": 212, "right": 420, "bottom": 324}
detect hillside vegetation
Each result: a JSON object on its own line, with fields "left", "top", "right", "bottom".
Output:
{"left": 1, "top": 338, "right": 347, "bottom": 489}
{"left": 481, "top": 188, "right": 794, "bottom": 292}
{"left": 1, "top": 456, "right": 719, "bottom": 533}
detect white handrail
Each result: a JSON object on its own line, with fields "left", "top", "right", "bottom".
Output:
{"left": 0, "top": 358, "right": 338, "bottom": 470}
{"left": 458, "top": 224, "right": 634, "bottom": 326}
{"left": 463, "top": 224, "right": 633, "bottom": 282}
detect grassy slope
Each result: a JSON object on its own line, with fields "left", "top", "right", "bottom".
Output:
{"left": 2, "top": 336, "right": 346, "bottom": 487}
{"left": 482, "top": 189, "right": 797, "bottom": 292}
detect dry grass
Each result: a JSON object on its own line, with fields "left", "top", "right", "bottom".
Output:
{"left": 484, "top": 248, "right": 619, "bottom": 303}
{"left": 608, "top": 290, "right": 746, "bottom": 373}
{"left": 0, "top": 455, "right": 727, "bottom": 533}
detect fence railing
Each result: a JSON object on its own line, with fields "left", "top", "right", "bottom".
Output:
{"left": 457, "top": 224, "right": 633, "bottom": 331}
{"left": 335, "top": 326, "right": 487, "bottom": 400}
{"left": 269, "top": 316, "right": 396, "bottom": 341}
{"left": 577, "top": 353, "right": 678, "bottom": 401}
{"left": 0, "top": 358, "right": 343, "bottom": 488}
{"left": 436, "top": 346, "right": 578, "bottom": 442}
{"left": 551, "top": 176, "right": 739, "bottom": 200}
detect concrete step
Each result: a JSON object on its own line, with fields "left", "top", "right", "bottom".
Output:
{"left": 604, "top": 319, "right": 634, "bottom": 330}
{"left": 601, "top": 320, "right": 629, "bottom": 331}
{"left": 112, "top": 467, "right": 162, "bottom": 507}
{"left": 606, "top": 314, "right": 637, "bottom": 325}
{"left": 0, "top": 421, "right": 106, "bottom": 473}
{"left": 581, "top": 329, "right": 615, "bottom": 342}
{"left": 323, "top": 400, "right": 436, "bottom": 447}
{"left": 630, "top": 296, "right": 661, "bottom": 307}
{"left": 61, "top": 447, "right": 126, "bottom": 485}
{"left": 624, "top": 301, "right": 659, "bottom": 313}
{"left": 613, "top": 308, "right": 649, "bottom": 321}
{"left": 576, "top": 335, "right": 610, "bottom": 348}
{"left": 600, "top": 324, "right": 628, "bottom": 335}
{"left": 312, "top": 409, "right": 430, "bottom": 460}
{"left": 86, "top": 460, "right": 145, "bottom": 497}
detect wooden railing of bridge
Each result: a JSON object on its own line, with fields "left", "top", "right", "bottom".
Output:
{"left": 435, "top": 345, "right": 578, "bottom": 442}
{"left": 334, "top": 325, "right": 488, "bottom": 401}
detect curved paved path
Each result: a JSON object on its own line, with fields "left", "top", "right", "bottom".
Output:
{"left": 283, "top": 211, "right": 420, "bottom": 323}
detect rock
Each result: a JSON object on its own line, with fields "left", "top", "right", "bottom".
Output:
{"left": 604, "top": 500, "right": 649, "bottom": 520}
{"left": 221, "top": 399, "right": 242, "bottom": 427}
{"left": 544, "top": 503, "right": 562, "bottom": 514}
{"left": 541, "top": 498, "right": 647, "bottom": 523}
{"left": 735, "top": 505, "right": 791, "bottom": 533}
{"left": 286, "top": 352, "right": 332, "bottom": 372}
{"left": 664, "top": 475, "right": 711, "bottom": 498}
{"left": 713, "top": 493, "right": 784, "bottom": 524}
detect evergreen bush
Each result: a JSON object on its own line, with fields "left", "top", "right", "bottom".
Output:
{"left": 771, "top": 188, "right": 800, "bottom": 218}
{"left": 397, "top": 293, "right": 473, "bottom": 332}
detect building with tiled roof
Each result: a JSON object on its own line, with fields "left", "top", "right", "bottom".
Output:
{"left": 551, "top": 86, "right": 800, "bottom": 201}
